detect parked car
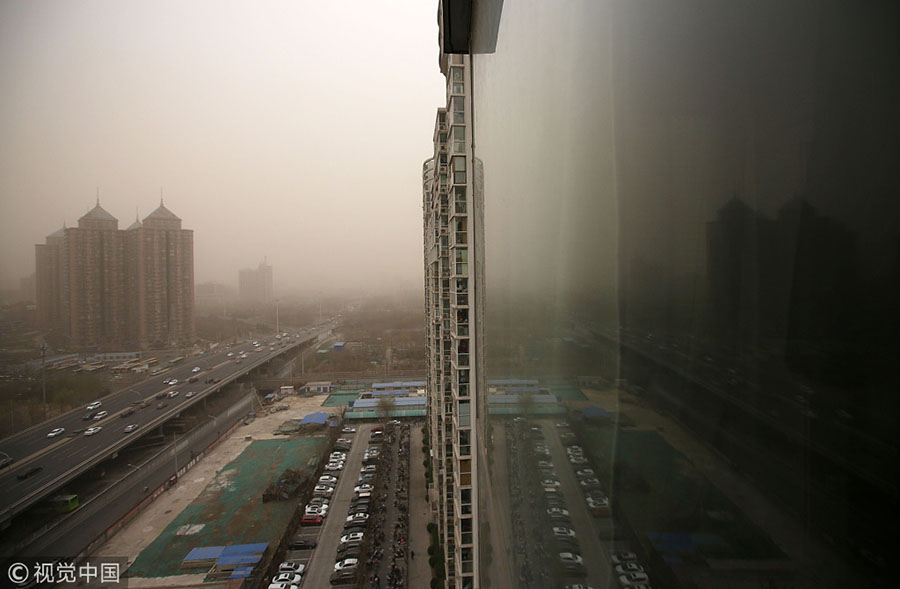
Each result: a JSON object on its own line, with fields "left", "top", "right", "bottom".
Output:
{"left": 288, "top": 539, "right": 316, "bottom": 550}
{"left": 278, "top": 562, "right": 306, "bottom": 574}
{"left": 300, "top": 514, "right": 323, "bottom": 526}
{"left": 618, "top": 572, "right": 650, "bottom": 587}
{"left": 333, "top": 558, "right": 359, "bottom": 572}
{"left": 272, "top": 573, "right": 302, "bottom": 585}
{"left": 615, "top": 563, "right": 645, "bottom": 575}
{"left": 610, "top": 552, "right": 638, "bottom": 565}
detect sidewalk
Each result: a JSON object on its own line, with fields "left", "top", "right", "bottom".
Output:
{"left": 408, "top": 423, "right": 432, "bottom": 588}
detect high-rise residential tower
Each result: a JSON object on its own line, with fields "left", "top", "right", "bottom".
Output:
{"left": 35, "top": 198, "right": 194, "bottom": 350}
{"left": 424, "top": 5, "right": 482, "bottom": 586}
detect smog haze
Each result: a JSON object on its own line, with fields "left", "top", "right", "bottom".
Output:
{"left": 0, "top": 1, "right": 444, "bottom": 296}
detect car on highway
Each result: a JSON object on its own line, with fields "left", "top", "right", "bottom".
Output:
{"left": 169, "top": 379, "right": 179, "bottom": 385}
{"left": 124, "top": 424, "right": 139, "bottom": 433}
{"left": 0, "top": 456, "right": 14, "bottom": 470}
{"left": 47, "top": 428, "right": 65, "bottom": 438}
{"left": 121, "top": 407, "right": 135, "bottom": 418}
{"left": 618, "top": 572, "right": 650, "bottom": 586}
{"left": 227, "top": 352, "right": 234, "bottom": 357}
{"left": 17, "top": 466, "right": 43, "bottom": 480}
{"left": 167, "top": 390, "right": 179, "bottom": 398}
{"left": 82, "top": 412, "right": 97, "bottom": 421}
{"left": 86, "top": 401, "right": 102, "bottom": 410}
{"left": 139, "top": 400, "right": 151, "bottom": 408}
{"left": 156, "top": 392, "right": 167, "bottom": 400}
{"left": 93, "top": 411, "right": 109, "bottom": 420}
{"left": 185, "top": 391, "right": 196, "bottom": 398}
{"left": 157, "top": 402, "right": 168, "bottom": 410}
{"left": 84, "top": 426, "right": 102, "bottom": 436}
{"left": 188, "top": 376, "right": 199, "bottom": 383}
{"left": 333, "top": 558, "right": 359, "bottom": 572}
{"left": 192, "top": 366, "right": 201, "bottom": 373}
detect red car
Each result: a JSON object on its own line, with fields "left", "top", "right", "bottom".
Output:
{"left": 300, "top": 514, "right": 323, "bottom": 526}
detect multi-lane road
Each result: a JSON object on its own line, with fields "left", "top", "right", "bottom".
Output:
{"left": 0, "top": 323, "right": 333, "bottom": 529}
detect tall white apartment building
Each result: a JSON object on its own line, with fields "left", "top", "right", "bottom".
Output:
{"left": 423, "top": 2, "right": 484, "bottom": 583}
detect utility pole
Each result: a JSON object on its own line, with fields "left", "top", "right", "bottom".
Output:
{"left": 275, "top": 299, "right": 279, "bottom": 335}
{"left": 41, "top": 342, "right": 48, "bottom": 420}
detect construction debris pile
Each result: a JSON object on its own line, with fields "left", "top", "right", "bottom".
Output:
{"left": 262, "top": 468, "right": 303, "bottom": 502}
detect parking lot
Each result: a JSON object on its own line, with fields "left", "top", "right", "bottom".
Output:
{"left": 272, "top": 420, "right": 414, "bottom": 588}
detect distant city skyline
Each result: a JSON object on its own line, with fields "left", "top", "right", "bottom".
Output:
{"left": 0, "top": 1, "right": 444, "bottom": 295}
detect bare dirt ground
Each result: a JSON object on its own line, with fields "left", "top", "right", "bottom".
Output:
{"left": 92, "top": 392, "right": 338, "bottom": 587}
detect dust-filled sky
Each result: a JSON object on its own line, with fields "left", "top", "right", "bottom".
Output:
{"left": 0, "top": 1, "right": 444, "bottom": 295}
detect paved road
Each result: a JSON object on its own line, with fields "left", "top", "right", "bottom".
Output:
{"left": 0, "top": 324, "right": 333, "bottom": 527}
{"left": 541, "top": 420, "right": 613, "bottom": 588}
{"left": 302, "top": 423, "right": 373, "bottom": 588}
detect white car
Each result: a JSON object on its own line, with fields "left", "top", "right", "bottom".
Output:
{"left": 47, "top": 427, "right": 65, "bottom": 438}
{"left": 167, "top": 390, "right": 179, "bottom": 398}
{"left": 86, "top": 401, "right": 102, "bottom": 410}
{"left": 305, "top": 505, "right": 328, "bottom": 516}
{"left": 341, "top": 532, "right": 364, "bottom": 544}
{"left": 278, "top": 562, "right": 306, "bottom": 574}
{"left": 93, "top": 411, "right": 108, "bottom": 420}
{"left": 353, "top": 484, "right": 373, "bottom": 493}
{"left": 345, "top": 513, "right": 369, "bottom": 523}
{"left": 341, "top": 427, "right": 356, "bottom": 434}
{"left": 313, "top": 484, "right": 334, "bottom": 496}
{"left": 334, "top": 558, "right": 359, "bottom": 571}
{"left": 169, "top": 379, "right": 179, "bottom": 385}
{"left": 227, "top": 352, "right": 234, "bottom": 358}
{"left": 84, "top": 426, "right": 102, "bottom": 436}
{"left": 559, "top": 552, "right": 584, "bottom": 565}
{"left": 615, "top": 563, "right": 645, "bottom": 575}
{"left": 319, "top": 475, "right": 338, "bottom": 484}
{"left": 324, "top": 462, "right": 344, "bottom": 471}
{"left": 124, "top": 423, "right": 139, "bottom": 433}
{"left": 192, "top": 366, "right": 201, "bottom": 373}
{"left": 272, "top": 573, "right": 302, "bottom": 585}
{"left": 619, "top": 572, "right": 649, "bottom": 586}
{"left": 610, "top": 552, "right": 638, "bottom": 565}
{"left": 553, "top": 526, "right": 576, "bottom": 538}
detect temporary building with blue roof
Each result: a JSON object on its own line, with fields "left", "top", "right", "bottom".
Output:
{"left": 300, "top": 412, "right": 329, "bottom": 425}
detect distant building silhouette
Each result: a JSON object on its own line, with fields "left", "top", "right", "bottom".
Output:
{"left": 35, "top": 199, "right": 194, "bottom": 350}
{"left": 238, "top": 261, "right": 274, "bottom": 304}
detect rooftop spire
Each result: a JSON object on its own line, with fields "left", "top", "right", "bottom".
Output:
{"left": 96, "top": 187, "right": 100, "bottom": 206}
{"left": 160, "top": 187, "right": 164, "bottom": 207}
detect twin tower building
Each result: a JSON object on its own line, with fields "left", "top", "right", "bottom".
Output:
{"left": 35, "top": 198, "right": 194, "bottom": 350}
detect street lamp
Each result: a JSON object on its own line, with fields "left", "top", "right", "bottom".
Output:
{"left": 40, "top": 343, "right": 47, "bottom": 420}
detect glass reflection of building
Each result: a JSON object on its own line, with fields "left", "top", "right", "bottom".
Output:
{"left": 425, "top": 1, "right": 900, "bottom": 588}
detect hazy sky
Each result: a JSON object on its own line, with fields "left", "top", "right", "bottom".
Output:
{"left": 0, "top": 1, "right": 444, "bottom": 295}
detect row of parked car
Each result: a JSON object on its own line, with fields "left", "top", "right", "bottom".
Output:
{"left": 330, "top": 425, "right": 386, "bottom": 585}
